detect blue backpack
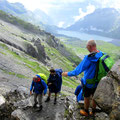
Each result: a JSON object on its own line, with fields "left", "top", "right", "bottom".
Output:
{"left": 55, "top": 69, "right": 63, "bottom": 92}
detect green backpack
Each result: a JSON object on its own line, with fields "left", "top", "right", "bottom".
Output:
{"left": 86, "top": 53, "right": 115, "bottom": 86}
{"left": 37, "top": 73, "right": 47, "bottom": 83}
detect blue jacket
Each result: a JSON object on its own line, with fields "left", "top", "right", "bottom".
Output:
{"left": 47, "top": 69, "right": 62, "bottom": 93}
{"left": 68, "top": 51, "right": 103, "bottom": 88}
{"left": 75, "top": 85, "right": 84, "bottom": 102}
{"left": 30, "top": 80, "right": 47, "bottom": 94}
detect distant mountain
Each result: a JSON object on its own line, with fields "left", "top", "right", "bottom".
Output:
{"left": 67, "top": 8, "right": 120, "bottom": 39}
{"left": 0, "top": 0, "right": 53, "bottom": 29}
{"left": 0, "top": 0, "right": 27, "bottom": 14}
{"left": 33, "top": 9, "right": 53, "bottom": 25}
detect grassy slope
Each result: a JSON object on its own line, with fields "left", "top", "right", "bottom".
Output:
{"left": 0, "top": 40, "right": 79, "bottom": 89}
{"left": 59, "top": 37, "right": 120, "bottom": 61}
{"left": 0, "top": 10, "right": 80, "bottom": 92}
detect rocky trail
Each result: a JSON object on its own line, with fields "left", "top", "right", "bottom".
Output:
{"left": 0, "top": 81, "right": 66, "bottom": 120}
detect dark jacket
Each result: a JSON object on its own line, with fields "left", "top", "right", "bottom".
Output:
{"left": 47, "top": 69, "right": 62, "bottom": 93}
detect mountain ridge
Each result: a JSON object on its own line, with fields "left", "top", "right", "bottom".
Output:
{"left": 67, "top": 8, "right": 120, "bottom": 39}
{"left": 0, "top": 0, "right": 53, "bottom": 28}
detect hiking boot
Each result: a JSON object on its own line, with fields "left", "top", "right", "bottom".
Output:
{"left": 80, "top": 109, "right": 89, "bottom": 116}
{"left": 89, "top": 111, "right": 95, "bottom": 116}
{"left": 33, "top": 103, "right": 37, "bottom": 108}
{"left": 54, "top": 98, "right": 57, "bottom": 104}
{"left": 89, "top": 109, "right": 96, "bottom": 116}
{"left": 37, "top": 105, "right": 43, "bottom": 111}
{"left": 45, "top": 97, "right": 50, "bottom": 102}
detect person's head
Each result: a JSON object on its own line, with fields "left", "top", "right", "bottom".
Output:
{"left": 33, "top": 75, "right": 41, "bottom": 82}
{"left": 50, "top": 68, "right": 56, "bottom": 75}
{"left": 86, "top": 40, "right": 97, "bottom": 53}
{"left": 33, "top": 76, "right": 38, "bottom": 82}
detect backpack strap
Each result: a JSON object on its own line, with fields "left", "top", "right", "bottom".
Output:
{"left": 102, "top": 55, "right": 110, "bottom": 72}
{"left": 94, "top": 59, "right": 100, "bottom": 82}
{"left": 88, "top": 52, "right": 97, "bottom": 57}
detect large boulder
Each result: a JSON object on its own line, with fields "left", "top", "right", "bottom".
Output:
{"left": 0, "top": 82, "right": 30, "bottom": 120}
{"left": 93, "top": 60, "right": 120, "bottom": 120}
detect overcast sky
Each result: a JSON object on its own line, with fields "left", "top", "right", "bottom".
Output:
{"left": 7, "top": 0, "right": 120, "bottom": 27}
{"left": 7, "top": 0, "right": 120, "bottom": 12}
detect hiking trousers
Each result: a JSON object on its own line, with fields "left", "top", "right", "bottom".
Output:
{"left": 34, "top": 93, "right": 43, "bottom": 106}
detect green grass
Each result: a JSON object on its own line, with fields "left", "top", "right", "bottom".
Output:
{"left": 0, "top": 43, "right": 9, "bottom": 50}
{"left": 62, "top": 39, "right": 120, "bottom": 61}
{"left": 45, "top": 46, "right": 74, "bottom": 71}
{"left": 62, "top": 80, "right": 76, "bottom": 88}
{"left": 63, "top": 77, "right": 79, "bottom": 87}
{"left": 9, "top": 53, "right": 49, "bottom": 83}
{"left": 97, "top": 41, "right": 120, "bottom": 60}
{"left": 0, "top": 42, "right": 79, "bottom": 88}
{"left": 0, "top": 50, "right": 6, "bottom": 55}
{"left": 64, "top": 109, "right": 69, "bottom": 118}
{"left": 0, "top": 10, "right": 41, "bottom": 34}
{"left": 1, "top": 68, "right": 28, "bottom": 79}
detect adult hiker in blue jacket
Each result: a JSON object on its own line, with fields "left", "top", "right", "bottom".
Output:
{"left": 75, "top": 85, "right": 84, "bottom": 102}
{"left": 45, "top": 68, "right": 63, "bottom": 104}
{"left": 62, "top": 40, "right": 103, "bottom": 116}
{"left": 30, "top": 74, "right": 47, "bottom": 111}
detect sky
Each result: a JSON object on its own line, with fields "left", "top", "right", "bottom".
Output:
{"left": 7, "top": 0, "right": 120, "bottom": 27}
{"left": 7, "top": 0, "right": 120, "bottom": 12}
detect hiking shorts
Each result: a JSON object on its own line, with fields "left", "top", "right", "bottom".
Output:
{"left": 48, "top": 84, "right": 58, "bottom": 93}
{"left": 83, "top": 86, "right": 97, "bottom": 97}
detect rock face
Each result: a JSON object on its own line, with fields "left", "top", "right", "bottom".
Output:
{"left": 94, "top": 60, "right": 120, "bottom": 120}
{"left": 0, "top": 33, "right": 47, "bottom": 64}
{"left": 0, "top": 82, "right": 30, "bottom": 120}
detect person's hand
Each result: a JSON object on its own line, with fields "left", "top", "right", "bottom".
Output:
{"left": 62, "top": 72, "right": 68, "bottom": 77}
{"left": 48, "top": 83, "right": 52, "bottom": 86}
{"left": 30, "top": 91, "right": 32, "bottom": 95}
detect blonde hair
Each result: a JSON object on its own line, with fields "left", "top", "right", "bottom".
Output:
{"left": 33, "top": 76, "right": 37, "bottom": 81}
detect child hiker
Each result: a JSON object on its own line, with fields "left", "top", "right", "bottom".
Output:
{"left": 30, "top": 74, "right": 47, "bottom": 111}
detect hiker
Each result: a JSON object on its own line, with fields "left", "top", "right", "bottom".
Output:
{"left": 45, "top": 68, "right": 63, "bottom": 104}
{"left": 75, "top": 85, "right": 84, "bottom": 102}
{"left": 30, "top": 74, "right": 47, "bottom": 111}
{"left": 62, "top": 40, "right": 105, "bottom": 116}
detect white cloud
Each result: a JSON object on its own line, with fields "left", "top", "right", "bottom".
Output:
{"left": 8, "top": 0, "right": 56, "bottom": 14}
{"left": 7, "top": 0, "right": 85, "bottom": 14}
{"left": 7, "top": 0, "right": 120, "bottom": 15}
{"left": 73, "top": 4, "right": 96, "bottom": 22}
{"left": 58, "top": 21, "right": 65, "bottom": 28}
{"left": 95, "top": 0, "right": 120, "bottom": 9}
{"left": 109, "top": 0, "right": 120, "bottom": 9}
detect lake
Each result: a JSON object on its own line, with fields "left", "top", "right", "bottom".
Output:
{"left": 57, "top": 30, "right": 113, "bottom": 42}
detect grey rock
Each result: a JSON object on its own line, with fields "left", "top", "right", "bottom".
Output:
{"left": 93, "top": 60, "right": 120, "bottom": 120}
{"left": 64, "top": 96, "right": 110, "bottom": 120}
{"left": 0, "top": 95, "right": 6, "bottom": 106}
